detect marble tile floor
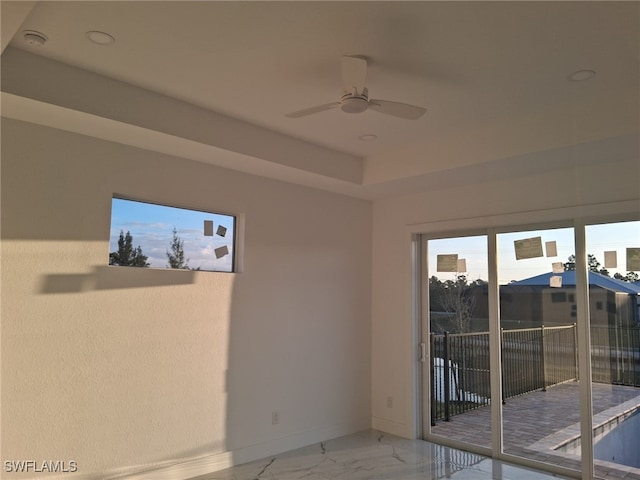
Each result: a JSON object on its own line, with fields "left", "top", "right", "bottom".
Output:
{"left": 187, "top": 430, "right": 570, "bottom": 480}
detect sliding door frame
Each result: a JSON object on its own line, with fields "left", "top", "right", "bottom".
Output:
{"left": 411, "top": 200, "right": 639, "bottom": 480}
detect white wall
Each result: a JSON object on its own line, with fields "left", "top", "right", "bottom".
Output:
{"left": 3, "top": 117, "right": 638, "bottom": 477}
{"left": 1, "top": 119, "right": 372, "bottom": 478}
{"left": 370, "top": 135, "right": 640, "bottom": 438}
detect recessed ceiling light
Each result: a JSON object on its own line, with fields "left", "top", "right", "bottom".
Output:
{"left": 568, "top": 70, "right": 596, "bottom": 82}
{"left": 359, "top": 134, "right": 378, "bottom": 142}
{"left": 86, "top": 30, "right": 115, "bottom": 45}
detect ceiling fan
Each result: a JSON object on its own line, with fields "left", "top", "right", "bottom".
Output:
{"left": 285, "top": 56, "right": 427, "bottom": 120}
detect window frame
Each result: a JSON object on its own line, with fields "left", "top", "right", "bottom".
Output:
{"left": 108, "top": 194, "right": 240, "bottom": 273}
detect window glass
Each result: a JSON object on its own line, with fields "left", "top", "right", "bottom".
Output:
{"left": 109, "top": 197, "right": 236, "bottom": 272}
{"left": 498, "top": 227, "right": 582, "bottom": 472}
{"left": 427, "top": 235, "right": 491, "bottom": 448}
{"left": 586, "top": 220, "right": 640, "bottom": 477}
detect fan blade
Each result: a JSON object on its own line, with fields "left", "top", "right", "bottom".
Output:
{"left": 341, "top": 56, "right": 367, "bottom": 94}
{"left": 368, "top": 99, "right": 426, "bottom": 120}
{"left": 285, "top": 102, "right": 340, "bottom": 118}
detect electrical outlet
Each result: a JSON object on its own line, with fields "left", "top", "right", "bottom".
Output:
{"left": 386, "top": 396, "right": 393, "bottom": 408}
{"left": 272, "top": 411, "right": 279, "bottom": 425}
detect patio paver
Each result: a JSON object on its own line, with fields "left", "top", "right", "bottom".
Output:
{"left": 430, "top": 382, "right": 640, "bottom": 479}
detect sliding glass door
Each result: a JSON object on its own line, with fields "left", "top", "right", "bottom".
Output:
{"left": 497, "top": 227, "right": 582, "bottom": 471}
{"left": 421, "top": 217, "right": 639, "bottom": 479}
{"left": 586, "top": 220, "right": 640, "bottom": 478}
{"left": 425, "top": 235, "right": 490, "bottom": 450}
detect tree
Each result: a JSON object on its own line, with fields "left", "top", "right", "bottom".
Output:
{"left": 441, "top": 274, "right": 477, "bottom": 334}
{"left": 429, "top": 276, "right": 447, "bottom": 312}
{"left": 429, "top": 274, "right": 479, "bottom": 333}
{"left": 166, "top": 227, "right": 189, "bottom": 269}
{"left": 614, "top": 271, "right": 639, "bottom": 283}
{"left": 109, "top": 230, "right": 149, "bottom": 267}
{"left": 563, "top": 254, "right": 640, "bottom": 282}
{"left": 564, "top": 254, "right": 609, "bottom": 276}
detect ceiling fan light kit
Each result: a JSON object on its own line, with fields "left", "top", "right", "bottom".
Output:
{"left": 286, "top": 56, "right": 426, "bottom": 120}
{"left": 340, "top": 91, "right": 369, "bottom": 114}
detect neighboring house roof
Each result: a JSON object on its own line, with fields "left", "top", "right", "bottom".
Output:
{"left": 513, "top": 271, "right": 640, "bottom": 295}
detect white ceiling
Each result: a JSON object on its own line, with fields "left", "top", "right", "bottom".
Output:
{"left": 1, "top": 1, "right": 638, "bottom": 199}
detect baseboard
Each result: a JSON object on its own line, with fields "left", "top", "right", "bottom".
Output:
{"left": 218, "top": 421, "right": 368, "bottom": 468}
{"left": 371, "top": 415, "right": 413, "bottom": 439}
{"left": 47, "top": 421, "right": 368, "bottom": 480}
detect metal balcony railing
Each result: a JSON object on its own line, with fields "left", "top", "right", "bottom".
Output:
{"left": 430, "top": 325, "right": 640, "bottom": 423}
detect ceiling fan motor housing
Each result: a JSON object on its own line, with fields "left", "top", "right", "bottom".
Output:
{"left": 340, "top": 92, "right": 369, "bottom": 114}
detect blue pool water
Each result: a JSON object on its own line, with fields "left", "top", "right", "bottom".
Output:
{"left": 557, "top": 408, "right": 640, "bottom": 469}
{"left": 592, "top": 409, "right": 640, "bottom": 468}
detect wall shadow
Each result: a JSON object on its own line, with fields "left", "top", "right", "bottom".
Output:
{"left": 38, "top": 266, "right": 196, "bottom": 294}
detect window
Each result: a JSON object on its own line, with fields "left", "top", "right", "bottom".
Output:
{"left": 109, "top": 197, "right": 236, "bottom": 272}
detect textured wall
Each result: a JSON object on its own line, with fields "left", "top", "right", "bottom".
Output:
{"left": 1, "top": 119, "right": 372, "bottom": 478}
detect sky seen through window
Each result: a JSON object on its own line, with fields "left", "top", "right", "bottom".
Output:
{"left": 109, "top": 198, "right": 235, "bottom": 272}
